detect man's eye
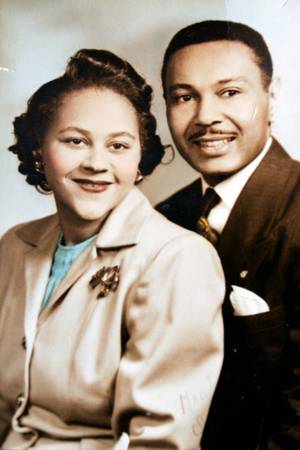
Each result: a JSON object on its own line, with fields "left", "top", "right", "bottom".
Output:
{"left": 176, "top": 94, "right": 193, "bottom": 103}
{"left": 169, "top": 93, "right": 194, "bottom": 104}
{"left": 221, "top": 89, "right": 240, "bottom": 97}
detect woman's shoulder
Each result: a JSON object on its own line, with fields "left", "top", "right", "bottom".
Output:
{"left": 0, "top": 213, "right": 59, "bottom": 246}
{"left": 143, "top": 205, "right": 216, "bottom": 255}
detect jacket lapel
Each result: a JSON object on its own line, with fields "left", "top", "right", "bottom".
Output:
{"left": 40, "top": 188, "right": 154, "bottom": 314}
{"left": 17, "top": 216, "right": 60, "bottom": 367}
{"left": 41, "top": 245, "right": 98, "bottom": 316}
{"left": 217, "top": 140, "right": 294, "bottom": 286}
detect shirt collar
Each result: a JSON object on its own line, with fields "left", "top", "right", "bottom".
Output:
{"left": 201, "top": 137, "right": 272, "bottom": 209}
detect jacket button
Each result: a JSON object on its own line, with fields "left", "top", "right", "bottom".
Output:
{"left": 15, "top": 394, "right": 24, "bottom": 408}
{"left": 21, "top": 336, "right": 27, "bottom": 350}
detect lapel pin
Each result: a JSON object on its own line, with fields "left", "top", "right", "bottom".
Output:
{"left": 239, "top": 270, "right": 248, "bottom": 279}
{"left": 89, "top": 265, "right": 120, "bottom": 298}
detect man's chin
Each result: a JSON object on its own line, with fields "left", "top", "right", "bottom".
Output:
{"left": 202, "top": 172, "right": 233, "bottom": 186}
{"left": 194, "top": 163, "right": 238, "bottom": 186}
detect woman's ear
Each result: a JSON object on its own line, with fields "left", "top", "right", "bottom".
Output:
{"left": 32, "top": 149, "right": 43, "bottom": 161}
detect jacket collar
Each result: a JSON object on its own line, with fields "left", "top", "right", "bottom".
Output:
{"left": 95, "top": 187, "right": 153, "bottom": 249}
{"left": 16, "top": 214, "right": 60, "bottom": 248}
{"left": 216, "top": 139, "right": 295, "bottom": 283}
{"left": 16, "top": 187, "right": 153, "bottom": 250}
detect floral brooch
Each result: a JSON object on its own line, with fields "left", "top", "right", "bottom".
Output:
{"left": 89, "top": 265, "right": 120, "bottom": 298}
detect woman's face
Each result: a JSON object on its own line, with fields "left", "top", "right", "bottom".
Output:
{"left": 40, "top": 87, "right": 141, "bottom": 236}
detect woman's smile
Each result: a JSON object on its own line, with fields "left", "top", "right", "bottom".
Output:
{"left": 72, "top": 178, "right": 113, "bottom": 193}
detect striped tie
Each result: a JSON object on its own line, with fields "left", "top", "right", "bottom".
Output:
{"left": 197, "top": 187, "right": 220, "bottom": 244}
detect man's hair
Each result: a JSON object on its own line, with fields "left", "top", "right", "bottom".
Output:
{"left": 161, "top": 20, "right": 273, "bottom": 94}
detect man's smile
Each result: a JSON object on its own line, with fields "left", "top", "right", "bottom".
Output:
{"left": 188, "top": 134, "right": 237, "bottom": 154}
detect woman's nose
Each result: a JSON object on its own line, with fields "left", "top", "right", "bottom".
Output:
{"left": 81, "top": 147, "right": 110, "bottom": 172}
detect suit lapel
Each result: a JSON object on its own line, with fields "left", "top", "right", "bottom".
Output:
{"left": 217, "top": 140, "right": 294, "bottom": 286}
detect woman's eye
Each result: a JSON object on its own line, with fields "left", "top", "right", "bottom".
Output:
{"left": 63, "top": 137, "right": 85, "bottom": 147}
{"left": 110, "top": 142, "right": 129, "bottom": 152}
{"left": 70, "top": 138, "right": 84, "bottom": 145}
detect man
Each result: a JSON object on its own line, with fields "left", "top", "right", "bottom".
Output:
{"left": 157, "top": 21, "right": 300, "bottom": 450}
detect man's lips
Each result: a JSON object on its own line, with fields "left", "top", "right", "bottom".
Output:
{"left": 188, "top": 132, "right": 237, "bottom": 152}
{"left": 72, "top": 178, "right": 113, "bottom": 193}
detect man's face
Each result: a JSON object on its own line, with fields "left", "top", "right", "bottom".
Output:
{"left": 165, "top": 40, "right": 273, "bottom": 184}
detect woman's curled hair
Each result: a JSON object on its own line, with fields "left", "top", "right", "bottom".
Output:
{"left": 9, "top": 49, "right": 166, "bottom": 192}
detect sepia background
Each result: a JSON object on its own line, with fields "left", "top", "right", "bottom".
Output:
{"left": 1, "top": 0, "right": 300, "bottom": 235}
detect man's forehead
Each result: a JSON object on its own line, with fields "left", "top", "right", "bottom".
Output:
{"left": 166, "top": 40, "right": 262, "bottom": 86}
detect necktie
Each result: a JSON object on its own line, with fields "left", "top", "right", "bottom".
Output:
{"left": 197, "top": 187, "right": 221, "bottom": 244}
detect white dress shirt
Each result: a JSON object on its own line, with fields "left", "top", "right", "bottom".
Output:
{"left": 201, "top": 137, "right": 272, "bottom": 234}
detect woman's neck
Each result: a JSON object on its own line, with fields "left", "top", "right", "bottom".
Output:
{"left": 57, "top": 213, "right": 107, "bottom": 246}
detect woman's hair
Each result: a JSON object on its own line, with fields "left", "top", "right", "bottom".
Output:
{"left": 9, "top": 49, "right": 166, "bottom": 192}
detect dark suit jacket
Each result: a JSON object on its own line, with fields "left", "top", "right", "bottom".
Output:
{"left": 157, "top": 139, "right": 300, "bottom": 450}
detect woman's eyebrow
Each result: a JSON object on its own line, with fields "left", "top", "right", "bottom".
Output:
{"left": 58, "top": 126, "right": 91, "bottom": 136}
{"left": 107, "top": 131, "right": 136, "bottom": 140}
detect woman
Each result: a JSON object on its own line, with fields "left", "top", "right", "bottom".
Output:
{"left": 0, "top": 49, "right": 224, "bottom": 449}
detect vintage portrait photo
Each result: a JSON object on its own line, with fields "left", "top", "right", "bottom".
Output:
{"left": 0, "top": 1, "right": 299, "bottom": 449}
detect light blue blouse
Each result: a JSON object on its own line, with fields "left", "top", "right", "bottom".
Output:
{"left": 41, "top": 234, "right": 96, "bottom": 309}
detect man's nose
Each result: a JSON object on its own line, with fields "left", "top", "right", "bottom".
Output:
{"left": 194, "top": 95, "right": 222, "bottom": 126}
{"left": 81, "top": 147, "right": 110, "bottom": 172}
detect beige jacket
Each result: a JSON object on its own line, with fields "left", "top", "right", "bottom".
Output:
{"left": 0, "top": 188, "right": 224, "bottom": 450}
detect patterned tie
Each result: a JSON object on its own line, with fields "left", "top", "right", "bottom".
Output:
{"left": 197, "top": 187, "right": 221, "bottom": 244}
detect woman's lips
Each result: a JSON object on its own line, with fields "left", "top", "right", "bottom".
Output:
{"left": 73, "top": 179, "right": 112, "bottom": 193}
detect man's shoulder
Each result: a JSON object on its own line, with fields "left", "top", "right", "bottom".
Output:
{"left": 289, "top": 155, "right": 300, "bottom": 176}
{"left": 264, "top": 139, "right": 300, "bottom": 176}
{"left": 156, "top": 178, "right": 202, "bottom": 230}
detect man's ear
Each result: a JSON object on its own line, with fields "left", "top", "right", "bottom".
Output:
{"left": 268, "top": 77, "right": 280, "bottom": 126}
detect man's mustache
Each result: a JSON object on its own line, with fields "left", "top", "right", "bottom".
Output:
{"left": 188, "top": 129, "right": 237, "bottom": 141}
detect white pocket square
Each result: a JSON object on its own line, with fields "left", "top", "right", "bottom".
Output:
{"left": 230, "top": 285, "right": 270, "bottom": 316}
{"left": 113, "top": 433, "right": 129, "bottom": 450}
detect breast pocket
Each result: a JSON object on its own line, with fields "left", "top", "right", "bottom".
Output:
{"left": 233, "top": 304, "right": 287, "bottom": 349}
{"left": 230, "top": 305, "right": 288, "bottom": 389}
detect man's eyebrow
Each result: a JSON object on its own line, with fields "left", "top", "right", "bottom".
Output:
{"left": 167, "top": 78, "right": 248, "bottom": 94}
{"left": 217, "top": 77, "right": 248, "bottom": 85}
{"left": 167, "top": 83, "right": 194, "bottom": 94}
